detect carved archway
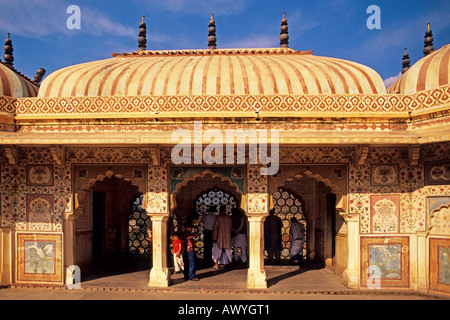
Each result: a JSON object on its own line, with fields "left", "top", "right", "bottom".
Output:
{"left": 271, "top": 170, "right": 345, "bottom": 270}
{"left": 169, "top": 169, "right": 245, "bottom": 265}
{"left": 279, "top": 170, "right": 345, "bottom": 213}
{"left": 171, "top": 169, "right": 244, "bottom": 214}
{"left": 65, "top": 169, "right": 148, "bottom": 274}
{"left": 74, "top": 170, "right": 145, "bottom": 217}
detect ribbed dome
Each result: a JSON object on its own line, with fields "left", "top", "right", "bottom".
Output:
{"left": 39, "top": 48, "right": 386, "bottom": 98}
{"left": 0, "top": 62, "right": 39, "bottom": 97}
{"left": 387, "top": 44, "right": 450, "bottom": 94}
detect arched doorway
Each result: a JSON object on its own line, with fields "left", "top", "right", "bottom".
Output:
{"left": 171, "top": 170, "right": 246, "bottom": 270}
{"left": 266, "top": 187, "right": 308, "bottom": 263}
{"left": 73, "top": 172, "right": 151, "bottom": 278}
{"left": 268, "top": 171, "right": 343, "bottom": 272}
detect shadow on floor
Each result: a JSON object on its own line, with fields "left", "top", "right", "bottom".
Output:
{"left": 82, "top": 256, "right": 151, "bottom": 282}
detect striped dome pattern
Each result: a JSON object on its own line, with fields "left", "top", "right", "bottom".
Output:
{"left": 0, "top": 62, "right": 39, "bottom": 97}
{"left": 39, "top": 49, "right": 386, "bottom": 98}
{"left": 387, "top": 44, "right": 450, "bottom": 94}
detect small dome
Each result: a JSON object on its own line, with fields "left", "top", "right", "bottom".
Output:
{"left": 38, "top": 48, "right": 386, "bottom": 98}
{"left": 387, "top": 44, "right": 450, "bottom": 94}
{"left": 0, "top": 62, "right": 39, "bottom": 97}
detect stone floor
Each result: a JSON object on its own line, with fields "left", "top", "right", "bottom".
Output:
{"left": 3, "top": 260, "right": 447, "bottom": 300}
{"left": 81, "top": 263, "right": 349, "bottom": 292}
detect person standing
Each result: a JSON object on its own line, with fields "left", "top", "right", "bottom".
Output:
{"left": 212, "top": 205, "right": 232, "bottom": 269}
{"left": 202, "top": 207, "right": 216, "bottom": 268}
{"left": 171, "top": 233, "right": 184, "bottom": 274}
{"left": 182, "top": 222, "right": 199, "bottom": 281}
{"left": 289, "top": 217, "right": 305, "bottom": 265}
{"left": 231, "top": 207, "right": 247, "bottom": 266}
{"left": 264, "top": 209, "right": 282, "bottom": 264}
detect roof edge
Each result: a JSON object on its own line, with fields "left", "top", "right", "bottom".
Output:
{"left": 111, "top": 48, "right": 314, "bottom": 58}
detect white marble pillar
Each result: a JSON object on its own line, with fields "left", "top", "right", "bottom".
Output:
{"left": 246, "top": 165, "right": 269, "bottom": 289}
{"left": 148, "top": 214, "right": 170, "bottom": 287}
{"left": 342, "top": 213, "right": 359, "bottom": 289}
{"left": 416, "top": 232, "right": 428, "bottom": 292}
{"left": 247, "top": 214, "right": 267, "bottom": 289}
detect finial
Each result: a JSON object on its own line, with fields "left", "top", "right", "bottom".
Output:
{"left": 401, "top": 48, "right": 410, "bottom": 74}
{"left": 138, "top": 16, "right": 147, "bottom": 50}
{"left": 208, "top": 13, "right": 217, "bottom": 50}
{"left": 33, "top": 67, "right": 46, "bottom": 84}
{"left": 280, "top": 12, "right": 289, "bottom": 48}
{"left": 423, "top": 22, "right": 434, "bottom": 56}
{"left": 4, "top": 33, "right": 14, "bottom": 67}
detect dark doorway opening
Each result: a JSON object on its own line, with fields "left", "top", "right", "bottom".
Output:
{"left": 84, "top": 176, "right": 150, "bottom": 280}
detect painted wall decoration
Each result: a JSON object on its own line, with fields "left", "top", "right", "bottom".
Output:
{"left": 429, "top": 238, "right": 450, "bottom": 293}
{"left": 370, "top": 195, "right": 400, "bottom": 233}
{"left": 26, "top": 194, "right": 54, "bottom": 231}
{"left": 361, "top": 237, "right": 409, "bottom": 288}
{"left": 15, "top": 233, "right": 63, "bottom": 284}
{"left": 370, "top": 164, "right": 399, "bottom": 186}
{"left": 26, "top": 164, "right": 53, "bottom": 186}
{"left": 247, "top": 193, "right": 268, "bottom": 214}
{"left": 427, "top": 196, "right": 450, "bottom": 234}
{"left": 429, "top": 205, "right": 450, "bottom": 235}
{"left": 148, "top": 166, "right": 167, "bottom": 192}
{"left": 424, "top": 161, "right": 450, "bottom": 186}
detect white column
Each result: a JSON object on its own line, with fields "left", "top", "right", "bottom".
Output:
{"left": 342, "top": 213, "right": 359, "bottom": 289}
{"left": 148, "top": 214, "right": 170, "bottom": 287}
{"left": 247, "top": 214, "right": 267, "bottom": 289}
{"left": 416, "top": 231, "right": 428, "bottom": 292}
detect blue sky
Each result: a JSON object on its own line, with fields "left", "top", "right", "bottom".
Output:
{"left": 1, "top": 0, "right": 449, "bottom": 87}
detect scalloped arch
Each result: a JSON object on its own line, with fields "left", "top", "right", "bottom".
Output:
{"left": 171, "top": 169, "right": 244, "bottom": 212}
{"left": 74, "top": 169, "right": 144, "bottom": 217}
{"left": 280, "top": 170, "right": 346, "bottom": 213}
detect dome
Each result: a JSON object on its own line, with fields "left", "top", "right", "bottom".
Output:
{"left": 0, "top": 62, "right": 39, "bottom": 97}
{"left": 387, "top": 44, "right": 450, "bottom": 94}
{"left": 38, "top": 48, "right": 386, "bottom": 98}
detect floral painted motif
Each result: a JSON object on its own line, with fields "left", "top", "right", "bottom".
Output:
{"left": 371, "top": 164, "right": 399, "bottom": 186}
{"left": 371, "top": 195, "right": 400, "bottom": 233}
{"left": 26, "top": 165, "right": 53, "bottom": 186}
{"left": 26, "top": 194, "right": 54, "bottom": 231}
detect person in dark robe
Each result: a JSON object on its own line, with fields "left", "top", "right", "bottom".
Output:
{"left": 264, "top": 208, "right": 282, "bottom": 264}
